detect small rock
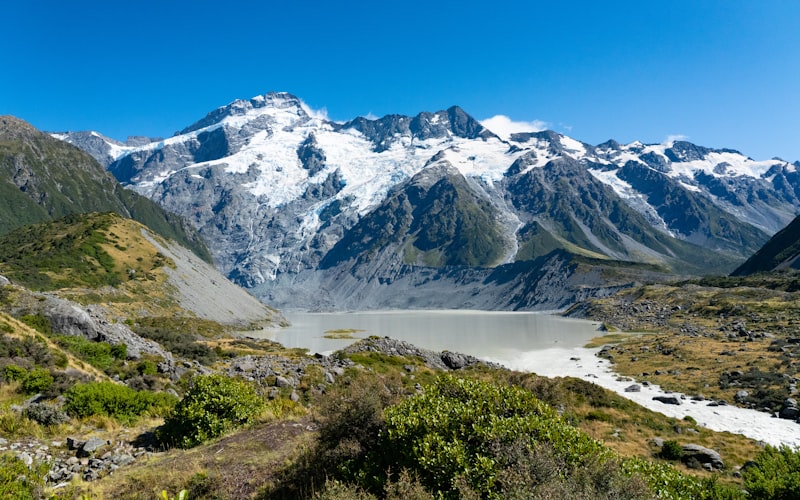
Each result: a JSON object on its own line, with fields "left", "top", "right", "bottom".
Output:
{"left": 624, "top": 384, "right": 641, "bottom": 393}
{"left": 16, "top": 452, "right": 33, "bottom": 467}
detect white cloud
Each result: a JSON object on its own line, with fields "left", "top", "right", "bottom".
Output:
{"left": 363, "top": 112, "right": 379, "bottom": 120}
{"left": 480, "top": 115, "right": 548, "bottom": 141}
{"left": 663, "top": 134, "right": 689, "bottom": 146}
{"left": 298, "top": 99, "right": 330, "bottom": 121}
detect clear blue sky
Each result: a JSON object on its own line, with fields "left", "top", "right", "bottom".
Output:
{"left": 3, "top": 0, "right": 799, "bottom": 161}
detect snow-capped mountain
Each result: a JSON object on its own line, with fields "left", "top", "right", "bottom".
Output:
{"left": 55, "top": 92, "right": 800, "bottom": 310}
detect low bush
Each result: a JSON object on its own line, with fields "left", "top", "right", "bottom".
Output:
{"left": 24, "top": 402, "right": 70, "bottom": 426}
{"left": 20, "top": 367, "right": 53, "bottom": 394}
{"left": 659, "top": 440, "right": 685, "bottom": 461}
{"left": 742, "top": 445, "right": 800, "bottom": 499}
{"left": 64, "top": 381, "right": 176, "bottom": 424}
{"left": 157, "top": 374, "right": 263, "bottom": 448}
{"left": 0, "top": 453, "right": 49, "bottom": 498}
{"left": 54, "top": 335, "right": 123, "bottom": 371}
{"left": 381, "top": 374, "right": 612, "bottom": 497}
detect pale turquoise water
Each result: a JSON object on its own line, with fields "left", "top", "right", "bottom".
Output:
{"left": 251, "top": 310, "right": 605, "bottom": 358}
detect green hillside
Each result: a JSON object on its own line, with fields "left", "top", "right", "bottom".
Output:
{"left": 0, "top": 115, "right": 210, "bottom": 262}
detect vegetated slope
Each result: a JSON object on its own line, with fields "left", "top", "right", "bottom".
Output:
{"left": 0, "top": 116, "right": 210, "bottom": 262}
{"left": 732, "top": 213, "right": 800, "bottom": 275}
{"left": 566, "top": 273, "right": 800, "bottom": 417}
{"left": 0, "top": 212, "right": 281, "bottom": 328}
{"left": 57, "top": 92, "right": 800, "bottom": 309}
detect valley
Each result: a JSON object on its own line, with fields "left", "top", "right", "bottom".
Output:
{"left": 1, "top": 93, "right": 800, "bottom": 498}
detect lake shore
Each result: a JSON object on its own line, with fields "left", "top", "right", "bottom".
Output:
{"left": 488, "top": 346, "right": 800, "bottom": 448}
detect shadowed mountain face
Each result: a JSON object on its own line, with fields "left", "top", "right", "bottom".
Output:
{"left": 733, "top": 214, "right": 800, "bottom": 275}
{"left": 0, "top": 116, "right": 210, "bottom": 262}
{"left": 51, "top": 92, "right": 800, "bottom": 310}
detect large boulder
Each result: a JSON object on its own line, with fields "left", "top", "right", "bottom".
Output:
{"left": 682, "top": 444, "right": 724, "bottom": 470}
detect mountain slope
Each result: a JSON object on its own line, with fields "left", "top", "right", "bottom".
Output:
{"left": 732, "top": 214, "right": 800, "bottom": 275}
{"left": 0, "top": 212, "right": 281, "bottom": 327}
{"left": 54, "top": 92, "right": 800, "bottom": 309}
{"left": 0, "top": 116, "right": 210, "bottom": 262}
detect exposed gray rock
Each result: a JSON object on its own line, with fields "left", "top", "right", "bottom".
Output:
{"left": 35, "top": 295, "right": 170, "bottom": 360}
{"left": 441, "top": 351, "right": 471, "bottom": 370}
{"left": 16, "top": 451, "right": 33, "bottom": 467}
{"left": 625, "top": 384, "right": 641, "bottom": 393}
{"left": 653, "top": 396, "right": 682, "bottom": 405}
{"left": 77, "top": 437, "right": 107, "bottom": 458}
{"left": 681, "top": 443, "right": 724, "bottom": 470}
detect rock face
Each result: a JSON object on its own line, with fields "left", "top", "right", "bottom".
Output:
{"left": 55, "top": 93, "right": 800, "bottom": 310}
{"left": 35, "top": 295, "right": 170, "bottom": 360}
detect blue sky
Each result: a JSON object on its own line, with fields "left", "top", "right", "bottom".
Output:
{"left": 3, "top": 1, "right": 799, "bottom": 161}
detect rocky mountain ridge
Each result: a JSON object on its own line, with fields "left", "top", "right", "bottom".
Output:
{"left": 53, "top": 92, "right": 800, "bottom": 310}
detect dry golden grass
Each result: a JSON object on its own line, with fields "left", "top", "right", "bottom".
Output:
{"left": 603, "top": 333, "right": 784, "bottom": 403}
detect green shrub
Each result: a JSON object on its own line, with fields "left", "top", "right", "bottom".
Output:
{"left": 18, "top": 314, "right": 51, "bottom": 335}
{"left": 54, "top": 335, "right": 116, "bottom": 370}
{"left": 742, "top": 445, "right": 800, "bottom": 499}
{"left": 110, "top": 343, "right": 128, "bottom": 360}
{"left": 2, "top": 364, "right": 27, "bottom": 383}
{"left": 659, "top": 440, "right": 684, "bottom": 461}
{"left": 136, "top": 359, "right": 158, "bottom": 376}
{"left": 64, "top": 381, "right": 176, "bottom": 423}
{"left": 0, "top": 453, "right": 49, "bottom": 499}
{"left": 20, "top": 367, "right": 53, "bottom": 394}
{"left": 381, "top": 374, "right": 611, "bottom": 497}
{"left": 619, "top": 457, "right": 740, "bottom": 500}
{"left": 157, "top": 374, "right": 264, "bottom": 448}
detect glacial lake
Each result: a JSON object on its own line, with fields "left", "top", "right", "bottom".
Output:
{"left": 251, "top": 310, "right": 607, "bottom": 360}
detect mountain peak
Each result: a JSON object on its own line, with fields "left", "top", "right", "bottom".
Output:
{"left": 179, "top": 91, "right": 310, "bottom": 135}
{"left": 0, "top": 115, "right": 40, "bottom": 141}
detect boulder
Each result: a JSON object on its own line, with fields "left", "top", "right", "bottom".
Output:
{"left": 682, "top": 444, "right": 724, "bottom": 470}
{"left": 653, "top": 396, "right": 682, "bottom": 405}
{"left": 779, "top": 406, "right": 800, "bottom": 420}
{"left": 441, "top": 351, "right": 470, "bottom": 370}
{"left": 77, "top": 437, "right": 107, "bottom": 458}
{"left": 624, "top": 384, "right": 641, "bottom": 393}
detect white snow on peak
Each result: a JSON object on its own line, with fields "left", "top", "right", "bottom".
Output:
{"left": 559, "top": 135, "right": 586, "bottom": 159}
{"left": 671, "top": 152, "right": 778, "bottom": 179}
